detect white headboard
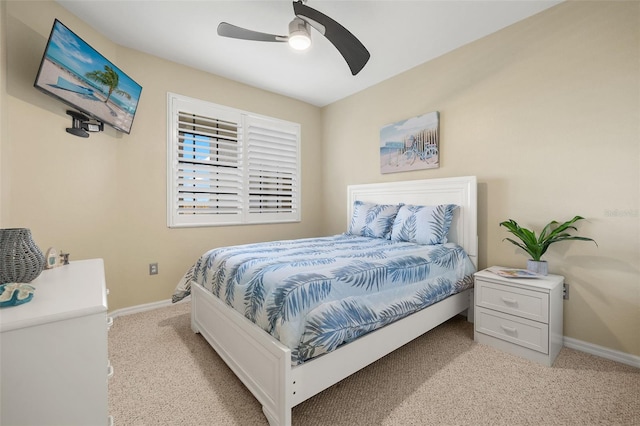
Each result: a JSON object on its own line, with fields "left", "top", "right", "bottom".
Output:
{"left": 347, "top": 176, "right": 478, "bottom": 267}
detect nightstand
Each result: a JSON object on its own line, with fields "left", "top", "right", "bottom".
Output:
{"left": 474, "top": 267, "right": 564, "bottom": 366}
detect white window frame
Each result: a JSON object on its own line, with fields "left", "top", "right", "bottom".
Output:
{"left": 167, "top": 93, "right": 301, "bottom": 228}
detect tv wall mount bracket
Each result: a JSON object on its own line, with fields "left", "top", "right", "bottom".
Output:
{"left": 66, "top": 110, "right": 104, "bottom": 138}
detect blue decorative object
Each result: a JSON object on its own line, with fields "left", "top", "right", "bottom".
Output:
{"left": 0, "top": 283, "right": 36, "bottom": 307}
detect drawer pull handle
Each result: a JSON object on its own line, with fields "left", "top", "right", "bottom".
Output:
{"left": 106, "top": 316, "right": 114, "bottom": 329}
{"left": 501, "top": 296, "right": 518, "bottom": 305}
{"left": 500, "top": 324, "right": 518, "bottom": 334}
{"left": 107, "top": 364, "right": 114, "bottom": 379}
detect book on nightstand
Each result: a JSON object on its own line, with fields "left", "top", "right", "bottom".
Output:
{"left": 489, "top": 267, "right": 542, "bottom": 279}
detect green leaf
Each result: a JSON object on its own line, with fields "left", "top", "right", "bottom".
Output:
{"left": 499, "top": 215, "right": 596, "bottom": 261}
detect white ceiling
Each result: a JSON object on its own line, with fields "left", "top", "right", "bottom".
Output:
{"left": 56, "top": 0, "right": 561, "bottom": 107}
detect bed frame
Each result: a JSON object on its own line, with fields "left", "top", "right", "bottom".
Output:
{"left": 191, "top": 176, "right": 477, "bottom": 426}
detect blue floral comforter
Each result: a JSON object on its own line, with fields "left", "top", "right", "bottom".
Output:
{"left": 173, "top": 234, "right": 476, "bottom": 365}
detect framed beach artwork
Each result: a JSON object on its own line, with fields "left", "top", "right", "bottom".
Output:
{"left": 380, "top": 111, "right": 440, "bottom": 174}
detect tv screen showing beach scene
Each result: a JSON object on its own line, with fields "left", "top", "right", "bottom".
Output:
{"left": 34, "top": 19, "right": 142, "bottom": 134}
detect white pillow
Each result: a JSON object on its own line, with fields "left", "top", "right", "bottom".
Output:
{"left": 391, "top": 204, "right": 458, "bottom": 245}
{"left": 348, "top": 201, "right": 402, "bottom": 239}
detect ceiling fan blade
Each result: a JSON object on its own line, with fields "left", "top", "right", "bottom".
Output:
{"left": 293, "top": 1, "right": 370, "bottom": 75}
{"left": 217, "top": 22, "right": 288, "bottom": 43}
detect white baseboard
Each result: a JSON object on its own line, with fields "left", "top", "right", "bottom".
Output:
{"left": 564, "top": 336, "right": 640, "bottom": 369}
{"left": 109, "top": 298, "right": 638, "bottom": 369}
{"left": 108, "top": 297, "right": 189, "bottom": 319}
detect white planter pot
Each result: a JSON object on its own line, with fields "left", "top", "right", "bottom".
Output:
{"left": 527, "top": 260, "right": 548, "bottom": 276}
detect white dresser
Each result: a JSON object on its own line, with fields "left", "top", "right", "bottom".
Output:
{"left": 0, "top": 259, "right": 112, "bottom": 425}
{"left": 474, "top": 267, "right": 564, "bottom": 366}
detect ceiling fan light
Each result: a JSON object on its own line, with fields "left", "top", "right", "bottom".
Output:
{"left": 288, "top": 18, "right": 311, "bottom": 50}
{"left": 289, "top": 33, "right": 311, "bottom": 50}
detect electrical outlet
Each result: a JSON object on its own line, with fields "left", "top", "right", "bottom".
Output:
{"left": 563, "top": 283, "right": 569, "bottom": 300}
{"left": 149, "top": 263, "right": 158, "bottom": 275}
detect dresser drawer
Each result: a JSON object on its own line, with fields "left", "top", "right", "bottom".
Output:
{"left": 475, "top": 279, "right": 549, "bottom": 323}
{"left": 476, "top": 307, "right": 549, "bottom": 354}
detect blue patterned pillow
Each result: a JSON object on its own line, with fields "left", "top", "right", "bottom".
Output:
{"left": 391, "top": 204, "right": 458, "bottom": 245}
{"left": 348, "top": 201, "right": 401, "bottom": 239}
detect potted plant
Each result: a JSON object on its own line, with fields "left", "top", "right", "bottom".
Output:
{"left": 499, "top": 215, "right": 597, "bottom": 275}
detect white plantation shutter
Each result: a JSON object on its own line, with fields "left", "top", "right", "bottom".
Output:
{"left": 245, "top": 115, "right": 299, "bottom": 223}
{"left": 167, "top": 93, "right": 300, "bottom": 227}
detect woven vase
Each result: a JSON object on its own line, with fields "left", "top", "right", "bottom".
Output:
{"left": 0, "top": 228, "right": 45, "bottom": 284}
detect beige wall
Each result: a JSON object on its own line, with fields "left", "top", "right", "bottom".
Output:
{"left": 2, "top": 1, "right": 638, "bottom": 357}
{"left": 1, "top": 1, "right": 324, "bottom": 311}
{"left": 321, "top": 1, "right": 639, "bottom": 356}
{"left": 0, "top": 2, "right": 5, "bottom": 227}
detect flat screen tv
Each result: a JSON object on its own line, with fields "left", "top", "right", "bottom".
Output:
{"left": 34, "top": 19, "right": 142, "bottom": 134}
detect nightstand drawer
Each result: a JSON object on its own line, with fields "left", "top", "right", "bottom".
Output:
{"left": 475, "top": 280, "right": 549, "bottom": 323}
{"left": 476, "top": 307, "right": 549, "bottom": 354}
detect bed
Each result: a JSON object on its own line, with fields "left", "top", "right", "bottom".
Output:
{"left": 174, "top": 176, "right": 478, "bottom": 426}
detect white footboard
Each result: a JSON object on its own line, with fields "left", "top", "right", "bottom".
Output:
{"left": 192, "top": 282, "right": 472, "bottom": 426}
{"left": 191, "top": 282, "right": 292, "bottom": 426}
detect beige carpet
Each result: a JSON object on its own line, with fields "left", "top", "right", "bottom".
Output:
{"left": 108, "top": 302, "right": 639, "bottom": 425}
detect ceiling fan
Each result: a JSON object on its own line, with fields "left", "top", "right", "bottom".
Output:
{"left": 217, "top": 0, "right": 370, "bottom": 76}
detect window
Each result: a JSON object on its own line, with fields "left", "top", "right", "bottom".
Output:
{"left": 167, "top": 93, "right": 300, "bottom": 227}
